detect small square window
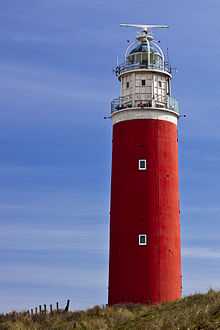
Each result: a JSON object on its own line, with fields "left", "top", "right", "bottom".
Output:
{"left": 141, "top": 80, "right": 146, "bottom": 86}
{"left": 139, "top": 234, "right": 147, "bottom": 246}
{"left": 138, "top": 159, "right": 147, "bottom": 170}
{"left": 126, "top": 82, "right": 129, "bottom": 88}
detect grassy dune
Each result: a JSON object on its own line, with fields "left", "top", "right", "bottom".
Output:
{"left": 1, "top": 290, "right": 220, "bottom": 329}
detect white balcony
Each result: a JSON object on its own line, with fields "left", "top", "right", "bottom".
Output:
{"left": 111, "top": 95, "right": 180, "bottom": 115}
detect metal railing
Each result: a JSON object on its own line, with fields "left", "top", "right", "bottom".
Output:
{"left": 111, "top": 95, "right": 179, "bottom": 115}
{"left": 168, "top": 96, "right": 180, "bottom": 113}
{"left": 115, "top": 62, "right": 171, "bottom": 77}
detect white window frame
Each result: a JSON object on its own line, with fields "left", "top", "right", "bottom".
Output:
{"left": 138, "top": 159, "right": 147, "bottom": 170}
{"left": 139, "top": 234, "right": 147, "bottom": 246}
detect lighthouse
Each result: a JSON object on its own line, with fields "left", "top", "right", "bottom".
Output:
{"left": 108, "top": 24, "right": 182, "bottom": 305}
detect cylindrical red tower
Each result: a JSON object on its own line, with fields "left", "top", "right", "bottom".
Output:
{"left": 108, "top": 24, "right": 182, "bottom": 305}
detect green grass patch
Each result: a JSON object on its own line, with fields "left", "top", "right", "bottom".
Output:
{"left": 1, "top": 290, "right": 220, "bottom": 329}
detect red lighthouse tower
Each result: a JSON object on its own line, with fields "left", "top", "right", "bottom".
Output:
{"left": 108, "top": 24, "right": 182, "bottom": 305}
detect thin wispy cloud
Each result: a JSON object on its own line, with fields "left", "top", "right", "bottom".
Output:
{"left": 0, "top": 263, "right": 107, "bottom": 289}
{"left": 0, "top": 224, "right": 108, "bottom": 253}
{"left": 0, "top": 62, "right": 110, "bottom": 103}
{"left": 183, "top": 247, "right": 220, "bottom": 259}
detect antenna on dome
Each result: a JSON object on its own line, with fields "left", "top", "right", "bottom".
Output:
{"left": 120, "top": 23, "right": 169, "bottom": 33}
{"left": 120, "top": 23, "right": 169, "bottom": 44}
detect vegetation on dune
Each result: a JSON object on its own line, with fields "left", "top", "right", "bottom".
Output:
{"left": 1, "top": 290, "right": 220, "bottom": 329}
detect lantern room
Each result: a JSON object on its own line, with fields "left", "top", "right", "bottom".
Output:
{"left": 126, "top": 39, "right": 164, "bottom": 71}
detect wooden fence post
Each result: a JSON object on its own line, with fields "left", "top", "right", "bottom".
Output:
{"left": 64, "top": 299, "right": 70, "bottom": 312}
{"left": 27, "top": 301, "right": 69, "bottom": 316}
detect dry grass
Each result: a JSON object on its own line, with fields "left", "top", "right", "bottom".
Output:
{"left": 1, "top": 290, "right": 220, "bottom": 329}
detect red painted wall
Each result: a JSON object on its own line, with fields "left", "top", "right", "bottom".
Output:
{"left": 108, "top": 118, "right": 182, "bottom": 305}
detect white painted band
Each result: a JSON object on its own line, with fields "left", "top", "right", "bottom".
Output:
{"left": 111, "top": 108, "right": 178, "bottom": 126}
{"left": 118, "top": 68, "right": 172, "bottom": 80}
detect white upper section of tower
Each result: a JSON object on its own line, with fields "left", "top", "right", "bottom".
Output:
{"left": 111, "top": 24, "right": 180, "bottom": 118}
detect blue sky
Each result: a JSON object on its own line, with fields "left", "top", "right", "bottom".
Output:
{"left": 0, "top": 0, "right": 220, "bottom": 312}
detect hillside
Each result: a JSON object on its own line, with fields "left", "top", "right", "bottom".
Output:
{"left": 1, "top": 290, "right": 220, "bottom": 329}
